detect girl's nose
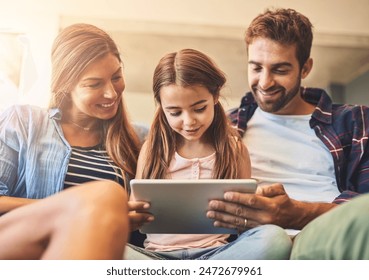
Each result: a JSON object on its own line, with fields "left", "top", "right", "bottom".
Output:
{"left": 183, "top": 113, "right": 196, "bottom": 126}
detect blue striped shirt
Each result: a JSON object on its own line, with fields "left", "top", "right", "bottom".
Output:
{"left": 0, "top": 105, "right": 129, "bottom": 198}
{"left": 228, "top": 87, "right": 369, "bottom": 204}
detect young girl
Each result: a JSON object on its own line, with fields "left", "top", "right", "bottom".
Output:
{"left": 130, "top": 49, "right": 291, "bottom": 260}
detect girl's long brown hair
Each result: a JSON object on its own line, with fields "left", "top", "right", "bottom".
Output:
{"left": 49, "top": 23, "right": 140, "bottom": 182}
{"left": 142, "top": 48, "right": 244, "bottom": 179}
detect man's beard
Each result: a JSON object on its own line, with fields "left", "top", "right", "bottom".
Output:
{"left": 251, "top": 77, "right": 301, "bottom": 114}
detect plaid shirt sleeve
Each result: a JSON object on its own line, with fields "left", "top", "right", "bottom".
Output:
{"left": 332, "top": 191, "right": 360, "bottom": 204}
{"left": 330, "top": 105, "right": 369, "bottom": 204}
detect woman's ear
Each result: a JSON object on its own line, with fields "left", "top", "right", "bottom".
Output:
{"left": 301, "top": 58, "right": 313, "bottom": 79}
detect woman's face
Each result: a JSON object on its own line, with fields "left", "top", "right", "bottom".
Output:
{"left": 69, "top": 53, "right": 124, "bottom": 121}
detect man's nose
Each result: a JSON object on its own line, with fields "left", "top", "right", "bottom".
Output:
{"left": 258, "top": 71, "right": 275, "bottom": 90}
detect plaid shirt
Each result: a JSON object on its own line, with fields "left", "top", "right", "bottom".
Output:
{"left": 229, "top": 87, "right": 369, "bottom": 204}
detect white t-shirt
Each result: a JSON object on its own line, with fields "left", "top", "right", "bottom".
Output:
{"left": 243, "top": 108, "right": 340, "bottom": 203}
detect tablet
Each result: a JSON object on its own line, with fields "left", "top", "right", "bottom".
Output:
{"left": 130, "top": 179, "right": 257, "bottom": 234}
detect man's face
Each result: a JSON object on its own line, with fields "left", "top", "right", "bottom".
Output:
{"left": 247, "top": 37, "right": 308, "bottom": 115}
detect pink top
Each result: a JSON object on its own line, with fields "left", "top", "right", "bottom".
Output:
{"left": 144, "top": 152, "right": 229, "bottom": 251}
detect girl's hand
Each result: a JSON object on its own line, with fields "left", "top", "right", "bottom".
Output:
{"left": 128, "top": 200, "right": 154, "bottom": 232}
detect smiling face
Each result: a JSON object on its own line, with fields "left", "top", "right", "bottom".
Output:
{"left": 248, "top": 37, "right": 312, "bottom": 115}
{"left": 160, "top": 84, "right": 217, "bottom": 143}
{"left": 68, "top": 53, "right": 124, "bottom": 121}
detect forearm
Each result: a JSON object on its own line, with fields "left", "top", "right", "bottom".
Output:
{"left": 290, "top": 199, "right": 338, "bottom": 229}
{"left": 207, "top": 184, "right": 341, "bottom": 231}
{"left": 0, "top": 196, "right": 38, "bottom": 214}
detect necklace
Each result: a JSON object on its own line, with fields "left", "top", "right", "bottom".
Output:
{"left": 69, "top": 120, "right": 91, "bottom": 131}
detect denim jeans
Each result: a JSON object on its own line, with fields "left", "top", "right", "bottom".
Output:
{"left": 125, "top": 224, "right": 292, "bottom": 260}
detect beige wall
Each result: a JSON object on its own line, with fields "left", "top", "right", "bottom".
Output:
{"left": 124, "top": 91, "right": 242, "bottom": 126}
{"left": 1, "top": 0, "right": 369, "bottom": 123}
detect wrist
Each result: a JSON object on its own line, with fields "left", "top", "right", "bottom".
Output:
{"left": 292, "top": 200, "right": 337, "bottom": 229}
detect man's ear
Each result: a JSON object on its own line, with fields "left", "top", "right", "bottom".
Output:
{"left": 301, "top": 58, "right": 313, "bottom": 79}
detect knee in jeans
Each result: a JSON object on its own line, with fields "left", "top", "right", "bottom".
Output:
{"left": 257, "top": 225, "right": 292, "bottom": 259}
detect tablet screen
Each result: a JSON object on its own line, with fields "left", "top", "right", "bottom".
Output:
{"left": 130, "top": 179, "right": 257, "bottom": 234}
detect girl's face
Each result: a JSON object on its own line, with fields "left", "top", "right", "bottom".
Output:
{"left": 160, "top": 84, "right": 217, "bottom": 143}
{"left": 69, "top": 53, "right": 124, "bottom": 121}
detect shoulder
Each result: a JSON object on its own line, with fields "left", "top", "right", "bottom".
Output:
{"left": 229, "top": 135, "right": 248, "bottom": 153}
{"left": 331, "top": 104, "right": 369, "bottom": 141}
{"left": 231, "top": 137, "right": 251, "bottom": 178}
{"left": 0, "top": 104, "right": 47, "bottom": 127}
{"left": 332, "top": 103, "right": 369, "bottom": 123}
{"left": 137, "top": 140, "right": 150, "bottom": 159}
{"left": 227, "top": 92, "right": 258, "bottom": 136}
{"left": 1, "top": 104, "right": 47, "bottom": 121}
{"left": 135, "top": 140, "right": 150, "bottom": 179}
{"left": 0, "top": 105, "right": 53, "bottom": 144}
{"left": 140, "top": 140, "right": 149, "bottom": 152}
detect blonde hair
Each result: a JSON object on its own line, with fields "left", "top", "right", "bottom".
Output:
{"left": 142, "top": 48, "right": 243, "bottom": 179}
{"left": 49, "top": 23, "right": 140, "bottom": 181}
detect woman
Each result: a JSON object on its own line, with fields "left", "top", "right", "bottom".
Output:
{"left": 0, "top": 23, "right": 148, "bottom": 259}
{"left": 0, "top": 23, "right": 140, "bottom": 203}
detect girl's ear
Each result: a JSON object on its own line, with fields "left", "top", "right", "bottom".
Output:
{"left": 214, "top": 95, "right": 219, "bottom": 105}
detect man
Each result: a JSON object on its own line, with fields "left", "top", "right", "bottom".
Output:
{"left": 207, "top": 8, "right": 369, "bottom": 259}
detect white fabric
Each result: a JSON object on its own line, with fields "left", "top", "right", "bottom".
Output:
{"left": 243, "top": 108, "right": 340, "bottom": 203}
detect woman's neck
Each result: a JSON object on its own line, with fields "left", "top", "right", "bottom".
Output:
{"left": 61, "top": 122, "right": 102, "bottom": 148}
